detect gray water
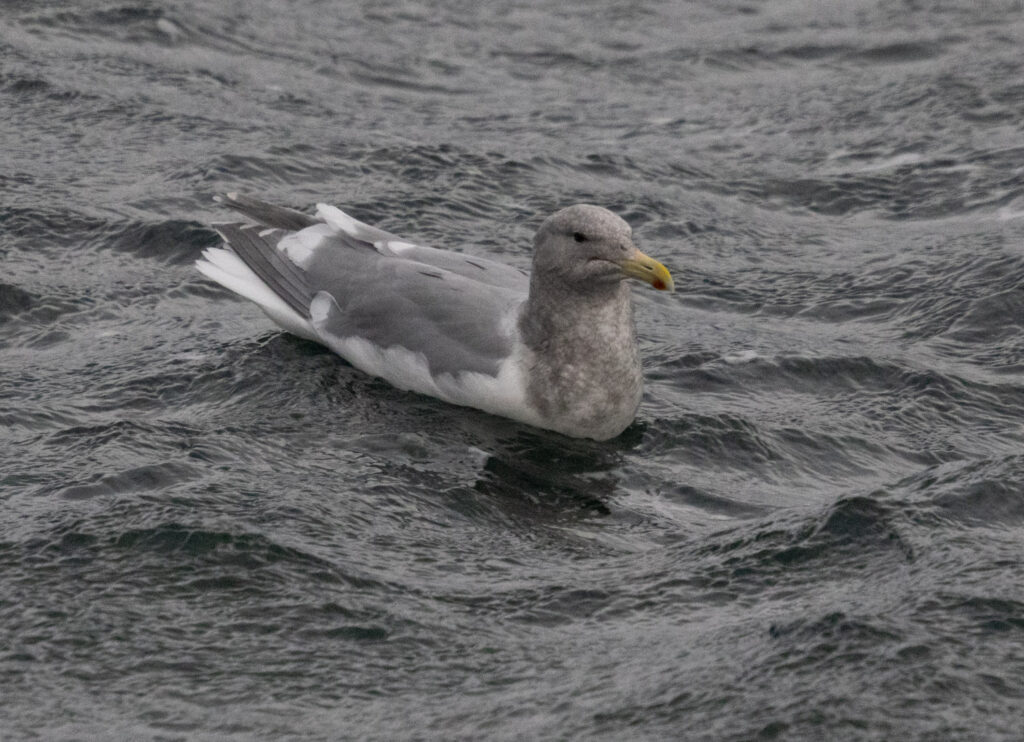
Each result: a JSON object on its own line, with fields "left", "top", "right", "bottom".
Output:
{"left": 3, "top": 1, "right": 1024, "bottom": 739}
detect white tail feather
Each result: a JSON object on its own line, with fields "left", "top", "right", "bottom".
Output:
{"left": 195, "top": 248, "right": 318, "bottom": 341}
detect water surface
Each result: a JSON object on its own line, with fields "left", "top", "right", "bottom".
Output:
{"left": 3, "top": 1, "right": 1024, "bottom": 739}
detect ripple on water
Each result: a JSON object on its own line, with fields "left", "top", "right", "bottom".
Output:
{"left": 2, "top": 0, "right": 1024, "bottom": 738}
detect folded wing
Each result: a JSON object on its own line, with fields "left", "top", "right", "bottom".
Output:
{"left": 197, "top": 196, "right": 528, "bottom": 383}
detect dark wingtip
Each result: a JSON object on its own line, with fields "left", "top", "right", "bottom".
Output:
{"left": 210, "top": 192, "right": 319, "bottom": 231}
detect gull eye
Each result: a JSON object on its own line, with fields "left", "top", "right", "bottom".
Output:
{"left": 573, "top": 232, "right": 587, "bottom": 243}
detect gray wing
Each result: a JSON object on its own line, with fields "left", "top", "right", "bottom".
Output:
{"left": 217, "top": 192, "right": 530, "bottom": 291}
{"left": 305, "top": 245, "right": 523, "bottom": 376}
{"left": 212, "top": 195, "right": 527, "bottom": 377}
{"left": 213, "top": 223, "right": 313, "bottom": 317}
{"left": 371, "top": 238, "right": 530, "bottom": 291}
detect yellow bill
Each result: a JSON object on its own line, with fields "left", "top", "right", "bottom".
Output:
{"left": 618, "top": 250, "right": 675, "bottom": 292}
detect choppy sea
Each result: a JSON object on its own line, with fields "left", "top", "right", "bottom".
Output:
{"left": 3, "top": 1, "right": 1024, "bottom": 739}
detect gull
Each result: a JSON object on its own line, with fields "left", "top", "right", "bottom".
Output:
{"left": 196, "top": 193, "right": 673, "bottom": 440}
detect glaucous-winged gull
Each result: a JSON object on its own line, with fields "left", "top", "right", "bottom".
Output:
{"left": 196, "top": 193, "right": 673, "bottom": 440}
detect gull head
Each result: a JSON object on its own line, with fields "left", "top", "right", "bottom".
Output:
{"left": 532, "top": 204, "right": 674, "bottom": 293}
